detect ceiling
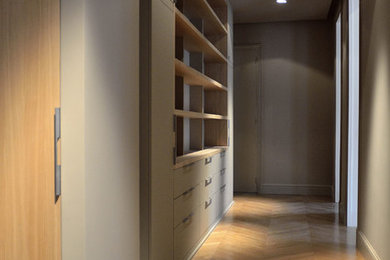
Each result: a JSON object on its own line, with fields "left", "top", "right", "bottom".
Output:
{"left": 230, "top": 0, "right": 334, "bottom": 24}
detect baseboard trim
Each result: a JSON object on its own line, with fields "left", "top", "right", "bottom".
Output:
{"left": 260, "top": 184, "right": 332, "bottom": 196}
{"left": 185, "top": 201, "right": 234, "bottom": 260}
{"left": 357, "top": 231, "right": 381, "bottom": 260}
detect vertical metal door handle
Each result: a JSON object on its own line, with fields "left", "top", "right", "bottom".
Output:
{"left": 54, "top": 108, "right": 61, "bottom": 202}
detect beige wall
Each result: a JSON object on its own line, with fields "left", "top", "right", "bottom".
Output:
{"left": 61, "top": 0, "right": 140, "bottom": 259}
{"left": 358, "top": 0, "right": 390, "bottom": 259}
{"left": 234, "top": 21, "right": 335, "bottom": 195}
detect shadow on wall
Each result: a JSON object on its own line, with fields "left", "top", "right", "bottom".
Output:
{"left": 234, "top": 21, "right": 335, "bottom": 193}
{"left": 235, "top": 21, "right": 334, "bottom": 77}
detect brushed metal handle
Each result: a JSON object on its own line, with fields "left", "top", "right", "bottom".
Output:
{"left": 205, "top": 198, "right": 212, "bottom": 208}
{"left": 205, "top": 157, "right": 212, "bottom": 165}
{"left": 205, "top": 177, "right": 212, "bottom": 186}
{"left": 182, "top": 212, "right": 194, "bottom": 224}
{"left": 54, "top": 108, "right": 61, "bottom": 202}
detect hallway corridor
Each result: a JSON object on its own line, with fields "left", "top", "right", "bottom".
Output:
{"left": 194, "top": 194, "right": 364, "bottom": 260}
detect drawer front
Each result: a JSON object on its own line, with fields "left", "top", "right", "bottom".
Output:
{"left": 203, "top": 153, "right": 220, "bottom": 178}
{"left": 174, "top": 205, "right": 201, "bottom": 260}
{"left": 174, "top": 160, "right": 203, "bottom": 198}
{"left": 218, "top": 183, "right": 229, "bottom": 217}
{"left": 200, "top": 191, "right": 219, "bottom": 236}
{"left": 174, "top": 184, "right": 201, "bottom": 228}
{"left": 218, "top": 151, "right": 227, "bottom": 170}
{"left": 218, "top": 167, "right": 228, "bottom": 190}
{"left": 200, "top": 170, "right": 219, "bottom": 203}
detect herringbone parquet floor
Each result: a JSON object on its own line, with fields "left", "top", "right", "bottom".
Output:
{"left": 193, "top": 194, "right": 365, "bottom": 260}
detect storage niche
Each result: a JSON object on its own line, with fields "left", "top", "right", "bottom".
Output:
{"left": 174, "top": 0, "right": 229, "bottom": 167}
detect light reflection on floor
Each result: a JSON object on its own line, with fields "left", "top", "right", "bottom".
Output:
{"left": 193, "top": 194, "right": 365, "bottom": 260}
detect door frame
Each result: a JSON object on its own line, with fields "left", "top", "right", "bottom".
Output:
{"left": 347, "top": 0, "right": 360, "bottom": 227}
{"left": 335, "top": 14, "right": 342, "bottom": 204}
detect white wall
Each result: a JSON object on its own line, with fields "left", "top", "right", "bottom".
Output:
{"left": 234, "top": 21, "right": 335, "bottom": 195}
{"left": 61, "top": 0, "right": 140, "bottom": 259}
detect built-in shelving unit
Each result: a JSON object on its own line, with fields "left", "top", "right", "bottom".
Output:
{"left": 174, "top": 0, "right": 229, "bottom": 168}
{"left": 144, "top": 0, "right": 232, "bottom": 259}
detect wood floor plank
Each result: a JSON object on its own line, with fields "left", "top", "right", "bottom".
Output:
{"left": 193, "top": 194, "right": 365, "bottom": 260}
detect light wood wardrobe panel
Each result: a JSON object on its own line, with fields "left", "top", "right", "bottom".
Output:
{"left": 0, "top": 0, "right": 61, "bottom": 259}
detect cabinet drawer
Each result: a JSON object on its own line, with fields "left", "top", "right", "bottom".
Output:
{"left": 218, "top": 151, "right": 227, "bottom": 169}
{"left": 174, "top": 205, "right": 201, "bottom": 260}
{"left": 203, "top": 153, "right": 220, "bottom": 178}
{"left": 200, "top": 191, "right": 219, "bottom": 236}
{"left": 218, "top": 167, "right": 228, "bottom": 189}
{"left": 218, "top": 183, "right": 229, "bottom": 217}
{"left": 200, "top": 171, "right": 218, "bottom": 203}
{"left": 174, "top": 184, "right": 201, "bottom": 228}
{"left": 174, "top": 160, "right": 203, "bottom": 198}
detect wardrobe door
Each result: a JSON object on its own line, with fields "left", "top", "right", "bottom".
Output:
{"left": 0, "top": 0, "right": 61, "bottom": 259}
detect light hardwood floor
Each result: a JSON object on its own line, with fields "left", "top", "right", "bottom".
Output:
{"left": 193, "top": 194, "right": 365, "bottom": 260}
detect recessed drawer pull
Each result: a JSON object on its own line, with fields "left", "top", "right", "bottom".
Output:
{"left": 220, "top": 168, "right": 226, "bottom": 175}
{"left": 220, "top": 184, "right": 227, "bottom": 191}
{"left": 205, "top": 177, "right": 212, "bottom": 186}
{"left": 182, "top": 186, "right": 195, "bottom": 196}
{"left": 205, "top": 157, "right": 212, "bottom": 165}
{"left": 182, "top": 212, "right": 194, "bottom": 224}
{"left": 205, "top": 198, "right": 212, "bottom": 209}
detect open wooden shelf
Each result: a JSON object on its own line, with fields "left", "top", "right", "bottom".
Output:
{"left": 175, "top": 7, "right": 227, "bottom": 63}
{"left": 174, "top": 109, "right": 228, "bottom": 120}
{"left": 175, "top": 59, "right": 227, "bottom": 91}
{"left": 182, "top": 0, "right": 227, "bottom": 36}
{"left": 174, "top": 146, "right": 228, "bottom": 169}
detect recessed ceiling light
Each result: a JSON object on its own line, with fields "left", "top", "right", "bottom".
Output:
{"left": 276, "top": 0, "right": 287, "bottom": 4}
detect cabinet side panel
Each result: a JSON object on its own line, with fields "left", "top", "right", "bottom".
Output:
{"left": 150, "top": 0, "right": 175, "bottom": 259}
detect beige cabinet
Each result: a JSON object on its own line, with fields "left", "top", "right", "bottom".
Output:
{"left": 142, "top": 0, "right": 233, "bottom": 259}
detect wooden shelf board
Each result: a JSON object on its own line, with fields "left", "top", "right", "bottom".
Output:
{"left": 175, "top": 59, "right": 227, "bottom": 91}
{"left": 175, "top": 7, "right": 227, "bottom": 63}
{"left": 174, "top": 146, "right": 228, "bottom": 169}
{"left": 184, "top": 0, "right": 227, "bottom": 35}
{"left": 174, "top": 109, "right": 228, "bottom": 120}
